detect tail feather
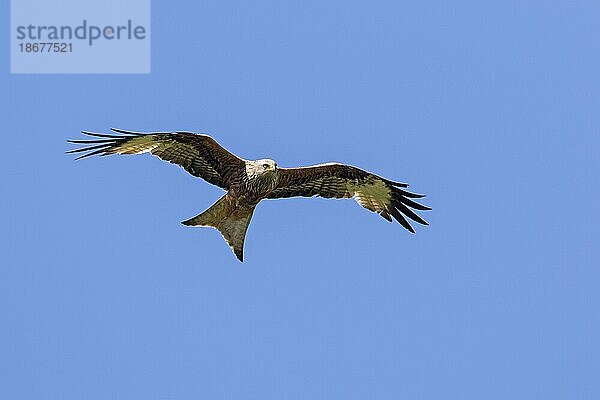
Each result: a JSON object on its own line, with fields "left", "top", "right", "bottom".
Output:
{"left": 182, "top": 195, "right": 228, "bottom": 227}
{"left": 182, "top": 195, "right": 254, "bottom": 262}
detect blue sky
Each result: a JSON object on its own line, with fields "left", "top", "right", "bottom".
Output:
{"left": 1, "top": 1, "right": 599, "bottom": 399}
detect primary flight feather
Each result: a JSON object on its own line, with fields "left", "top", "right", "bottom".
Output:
{"left": 68, "top": 129, "right": 430, "bottom": 261}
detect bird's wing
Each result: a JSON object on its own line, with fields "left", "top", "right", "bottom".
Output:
{"left": 67, "top": 129, "right": 245, "bottom": 190}
{"left": 267, "top": 163, "right": 430, "bottom": 232}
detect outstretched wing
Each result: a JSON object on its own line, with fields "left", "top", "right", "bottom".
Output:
{"left": 67, "top": 129, "right": 245, "bottom": 190}
{"left": 267, "top": 163, "right": 430, "bottom": 233}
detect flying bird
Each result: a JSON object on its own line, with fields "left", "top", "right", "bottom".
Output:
{"left": 67, "top": 129, "right": 430, "bottom": 261}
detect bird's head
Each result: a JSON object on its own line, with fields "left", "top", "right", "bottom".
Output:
{"left": 245, "top": 159, "right": 278, "bottom": 182}
{"left": 253, "top": 159, "right": 278, "bottom": 175}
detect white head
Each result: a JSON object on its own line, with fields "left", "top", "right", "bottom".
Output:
{"left": 245, "top": 158, "right": 278, "bottom": 178}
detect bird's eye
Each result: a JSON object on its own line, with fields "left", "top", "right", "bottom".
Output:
{"left": 263, "top": 164, "right": 269, "bottom": 169}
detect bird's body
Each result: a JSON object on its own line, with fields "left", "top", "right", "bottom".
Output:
{"left": 68, "top": 129, "right": 430, "bottom": 261}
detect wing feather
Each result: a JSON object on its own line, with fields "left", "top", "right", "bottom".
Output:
{"left": 267, "top": 163, "right": 430, "bottom": 232}
{"left": 67, "top": 129, "right": 245, "bottom": 189}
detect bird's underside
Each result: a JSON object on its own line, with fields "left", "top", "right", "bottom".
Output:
{"left": 67, "top": 129, "right": 430, "bottom": 262}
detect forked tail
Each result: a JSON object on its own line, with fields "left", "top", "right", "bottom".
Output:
{"left": 182, "top": 195, "right": 255, "bottom": 262}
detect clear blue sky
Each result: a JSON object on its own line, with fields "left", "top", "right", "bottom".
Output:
{"left": 1, "top": 1, "right": 599, "bottom": 399}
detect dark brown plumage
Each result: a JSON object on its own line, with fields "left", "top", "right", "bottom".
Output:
{"left": 68, "top": 129, "right": 430, "bottom": 261}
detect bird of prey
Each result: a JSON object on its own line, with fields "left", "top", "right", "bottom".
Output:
{"left": 68, "top": 129, "right": 430, "bottom": 261}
